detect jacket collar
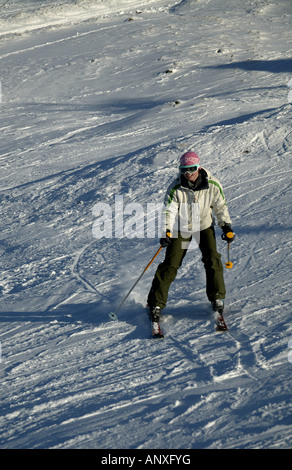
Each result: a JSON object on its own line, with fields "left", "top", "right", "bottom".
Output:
{"left": 180, "top": 168, "right": 209, "bottom": 191}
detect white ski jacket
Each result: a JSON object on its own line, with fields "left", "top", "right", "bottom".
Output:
{"left": 163, "top": 168, "right": 231, "bottom": 235}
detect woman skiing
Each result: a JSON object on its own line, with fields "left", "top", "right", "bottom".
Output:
{"left": 147, "top": 151, "right": 235, "bottom": 326}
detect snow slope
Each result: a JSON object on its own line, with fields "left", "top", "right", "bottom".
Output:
{"left": 0, "top": 0, "right": 291, "bottom": 449}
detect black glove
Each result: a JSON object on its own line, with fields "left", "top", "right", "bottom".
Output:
{"left": 221, "top": 224, "right": 235, "bottom": 243}
{"left": 160, "top": 232, "right": 172, "bottom": 247}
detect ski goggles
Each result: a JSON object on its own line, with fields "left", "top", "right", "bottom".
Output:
{"left": 179, "top": 165, "right": 200, "bottom": 174}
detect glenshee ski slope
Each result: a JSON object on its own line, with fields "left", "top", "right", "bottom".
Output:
{"left": 0, "top": 0, "right": 291, "bottom": 450}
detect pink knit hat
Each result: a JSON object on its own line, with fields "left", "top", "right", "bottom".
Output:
{"left": 179, "top": 151, "right": 200, "bottom": 168}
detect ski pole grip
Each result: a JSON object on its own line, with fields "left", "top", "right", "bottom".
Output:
{"left": 226, "top": 231, "right": 234, "bottom": 240}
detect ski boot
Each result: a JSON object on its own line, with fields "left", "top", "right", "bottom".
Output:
{"left": 149, "top": 306, "right": 161, "bottom": 322}
{"left": 211, "top": 299, "right": 224, "bottom": 314}
{"left": 148, "top": 306, "right": 164, "bottom": 338}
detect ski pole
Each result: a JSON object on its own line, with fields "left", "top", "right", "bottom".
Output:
{"left": 225, "top": 232, "right": 234, "bottom": 269}
{"left": 109, "top": 246, "right": 163, "bottom": 320}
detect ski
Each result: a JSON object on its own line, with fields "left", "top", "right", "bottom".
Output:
{"left": 215, "top": 313, "right": 228, "bottom": 331}
{"left": 151, "top": 320, "right": 164, "bottom": 338}
{"left": 211, "top": 300, "right": 228, "bottom": 331}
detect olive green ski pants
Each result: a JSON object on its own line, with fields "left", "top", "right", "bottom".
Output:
{"left": 147, "top": 226, "right": 226, "bottom": 310}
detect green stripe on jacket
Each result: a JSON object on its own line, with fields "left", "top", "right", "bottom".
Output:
{"left": 208, "top": 179, "right": 225, "bottom": 200}
{"left": 166, "top": 184, "right": 181, "bottom": 206}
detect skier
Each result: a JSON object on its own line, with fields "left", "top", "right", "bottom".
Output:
{"left": 147, "top": 151, "right": 234, "bottom": 324}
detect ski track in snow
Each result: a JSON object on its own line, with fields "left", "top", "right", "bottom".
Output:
{"left": 0, "top": 0, "right": 292, "bottom": 450}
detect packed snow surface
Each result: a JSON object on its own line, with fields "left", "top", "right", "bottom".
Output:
{"left": 0, "top": 0, "right": 291, "bottom": 449}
